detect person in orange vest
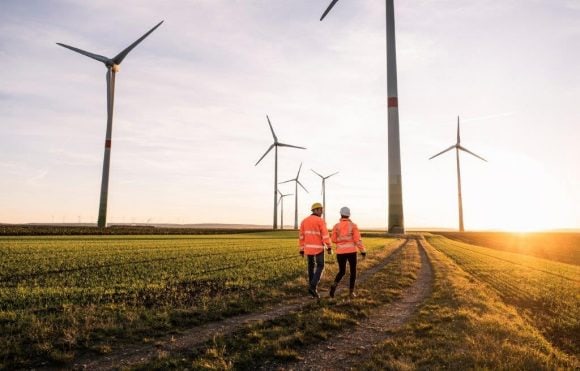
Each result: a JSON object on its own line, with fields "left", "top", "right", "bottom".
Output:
{"left": 299, "top": 202, "right": 332, "bottom": 298}
{"left": 329, "top": 206, "right": 366, "bottom": 299}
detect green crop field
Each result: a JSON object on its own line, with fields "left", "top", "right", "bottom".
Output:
{"left": 0, "top": 231, "right": 396, "bottom": 369}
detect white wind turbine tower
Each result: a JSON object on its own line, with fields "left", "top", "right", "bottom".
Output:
{"left": 280, "top": 163, "right": 309, "bottom": 229}
{"left": 255, "top": 115, "right": 306, "bottom": 230}
{"left": 320, "top": 0, "right": 405, "bottom": 234}
{"left": 429, "top": 116, "right": 487, "bottom": 232}
{"left": 311, "top": 169, "right": 339, "bottom": 221}
{"left": 277, "top": 190, "right": 293, "bottom": 230}
{"left": 57, "top": 21, "right": 164, "bottom": 228}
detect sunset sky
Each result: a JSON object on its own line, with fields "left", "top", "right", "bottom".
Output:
{"left": 1, "top": 0, "right": 578, "bottom": 231}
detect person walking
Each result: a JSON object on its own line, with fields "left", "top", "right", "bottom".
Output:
{"left": 299, "top": 202, "right": 332, "bottom": 298}
{"left": 329, "top": 206, "right": 366, "bottom": 299}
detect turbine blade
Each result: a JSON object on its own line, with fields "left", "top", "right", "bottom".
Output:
{"left": 266, "top": 115, "right": 278, "bottom": 142}
{"left": 297, "top": 180, "right": 309, "bottom": 193}
{"left": 112, "top": 20, "right": 163, "bottom": 65}
{"left": 311, "top": 169, "right": 324, "bottom": 178}
{"left": 458, "top": 145, "right": 487, "bottom": 162}
{"left": 279, "top": 179, "right": 295, "bottom": 185}
{"left": 255, "top": 144, "right": 274, "bottom": 166}
{"left": 429, "top": 145, "right": 456, "bottom": 160}
{"left": 278, "top": 142, "right": 306, "bottom": 150}
{"left": 297, "top": 162, "right": 303, "bottom": 178}
{"left": 457, "top": 116, "right": 461, "bottom": 144}
{"left": 320, "top": 0, "right": 340, "bottom": 21}
{"left": 56, "top": 43, "right": 111, "bottom": 65}
{"left": 325, "top": 171, "right": 339, "bottom": 179}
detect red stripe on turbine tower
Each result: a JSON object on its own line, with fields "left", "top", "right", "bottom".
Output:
{"left": 388, "top": 97, "right": 398, "bottom": 107}
{"left": 105, "top": 139, "right": 112, "bottom": 148}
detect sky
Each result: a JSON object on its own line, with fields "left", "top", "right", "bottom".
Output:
{"left": 1, "top": 0, "right": 579, "bottom": 231}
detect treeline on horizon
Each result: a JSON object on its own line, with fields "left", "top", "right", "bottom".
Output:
{"left": 0, "top": 224, "right": 271, "bottom": 236}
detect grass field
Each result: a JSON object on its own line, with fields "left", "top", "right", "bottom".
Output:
{"left": 435, "top": 231, "right": 580, "bottom": 265}
{"left": 362, "top": 236, "right": 577, "bottom": 370}
{"left": 138, "top": 234, "right": 579, "bottom": 370}
{"left": 0, "top": 231, "right": 396, "bottom": 369}
{"left": 2, "top": 231, "right": 578, "bottom": 369}
{"left": 426, "top": 234, "right": 579, "bottom": 356}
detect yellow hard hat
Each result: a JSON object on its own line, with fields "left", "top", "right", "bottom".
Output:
{"left": 311, "top": 202, "right": 323, "bottom": 210}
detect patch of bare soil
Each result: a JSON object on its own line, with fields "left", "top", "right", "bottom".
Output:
{"left": 72, "top": 239, "right": 410, "bottom": 370}
{"left": 269, "top": 237, "right": 433, "bottom": 371}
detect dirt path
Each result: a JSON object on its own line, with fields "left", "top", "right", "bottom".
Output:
{"left": 269, "top": 237, "right": 433, "bottom": 370}
{"left": 72, "top": 239, "right": 409, "bottom": 370}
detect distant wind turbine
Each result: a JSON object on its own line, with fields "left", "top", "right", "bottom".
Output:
{"left": 320, "top": 0, "right": 405, "bottom": 234}
{"left": 277, "top": 190, "right": 293, "bottom": 230}
{"left": 255, "top": 115, "right": 306, "bottom": 230}
{"left": 311, "top": 169, "right": 339, "bottom": 221}
{"left": 57, "top": 21, "right": 164, "bottom": 228}
{"left": 429, "top": 116, "right": 487, "bottom": 232}
{"left": 280, "top": 163, "right": 309, "bottom": 229}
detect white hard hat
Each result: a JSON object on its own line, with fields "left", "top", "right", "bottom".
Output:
{"left": 340, "top": 206, "right": 351, "bottom": 217}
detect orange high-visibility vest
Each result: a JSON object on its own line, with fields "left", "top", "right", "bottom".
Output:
{"left": 331, "top": 218, "right": 365, "bottom": 254}
{"left": 299, "top": 214, "right": 331, "bottom": 255}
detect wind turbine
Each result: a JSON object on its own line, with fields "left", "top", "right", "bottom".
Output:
{"left": 277, "top": 190, "right": 293, "bottom": 230}
{"left": 311, "top": 169, "right": 339, "bottom": 221}
{"left": 429, "top": 116, "right": 487, "bottom": 232}
{"left": 280, "top": 163, "right": 309, "bottom": 229}
{"left": 320, "top": 0, "right": 405, "bottom": 234}
{"left": 57, "top": 21, "right": 164, "bottom": 228}
{"left": 255, "top": 115, "right": 306, "bottom": 230}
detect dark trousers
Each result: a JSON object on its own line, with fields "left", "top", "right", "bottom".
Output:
{"left": 307, "top": 252, "right": 325, "bottom": 290}
{"left": 333, "top": 252, "right": 357, "bottom": 291}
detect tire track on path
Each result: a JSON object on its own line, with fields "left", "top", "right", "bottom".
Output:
{"left": 270, "top": 236, "right": 433, "bottom": 371}
{"left": 72, "top": 238, "right": 409, "bottom": 370}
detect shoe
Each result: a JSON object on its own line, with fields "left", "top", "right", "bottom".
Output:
{"left": 329, "top": 284, "right": 337, "bottom": 298}
{"left": 308, "top": 287, "right": 320, "bottom": 299}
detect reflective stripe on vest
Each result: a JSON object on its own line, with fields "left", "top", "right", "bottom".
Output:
{"left": 304, "top": 244, "right": 324, "bottom": 249}
{"left": 304, "top": 230, "right": 321, "bottom": 236}
{"left": 336, "top": 242, "right": 356, "bottom": 250}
